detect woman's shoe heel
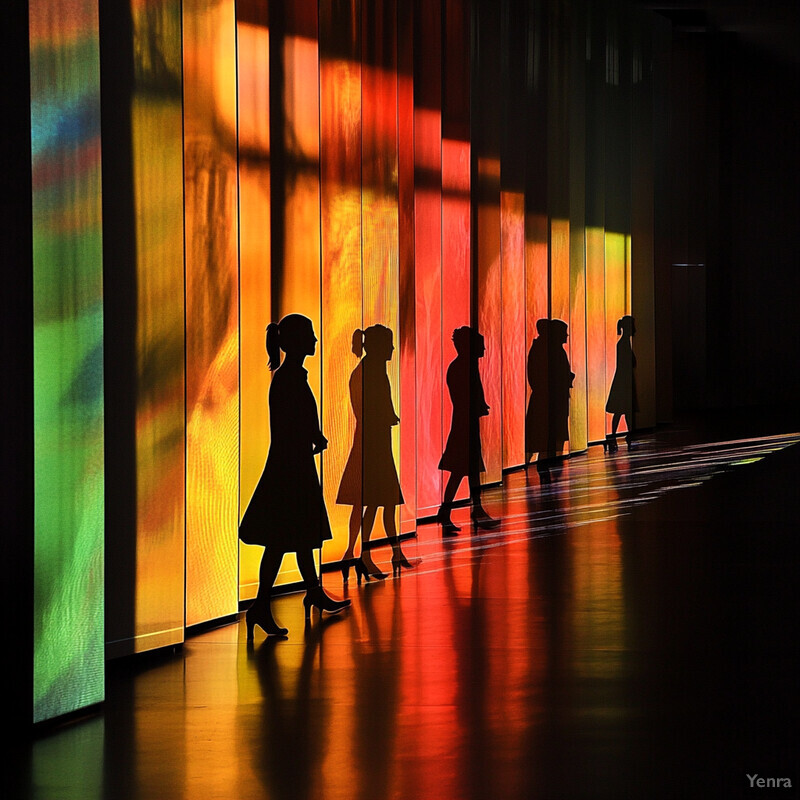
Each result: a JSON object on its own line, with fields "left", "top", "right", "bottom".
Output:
{"left": 341, "top": 558, "right": 354, "bottom": 584}
{"left": 304, "top": 586, "right": 351, "bottom": 619}
{"left": 392, "top": 554, "right": 421, "bottom": 577}
{"left": 358, "top": 557, "right": 387, "bottom": 582}
{"left": 246, "top": 607, "right": 288, "bottom": 640}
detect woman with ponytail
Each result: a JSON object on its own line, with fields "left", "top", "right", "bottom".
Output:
{"left": 604, "top": 315, "right": 638, "bottom": 452}
{"left": 337, "top": 325, "right": 418, "bottom": 580}
{"left": 239, "top": 314, "right": 349, "bottom": 638}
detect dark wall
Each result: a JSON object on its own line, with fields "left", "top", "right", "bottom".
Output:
{"left": 2, "top": 0, "right": 34, "bottom": 740}
{"left": 669, "top": 26, "right": 800, "bottom": 416}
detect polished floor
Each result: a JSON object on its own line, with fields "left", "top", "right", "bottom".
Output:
{"left": 14, "top": 419, "right": 800, "bottom": 800}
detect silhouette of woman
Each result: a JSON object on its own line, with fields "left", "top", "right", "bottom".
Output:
{"left": 605, "top": 315, "right": 638, "bottom": 452}
{"left": 337, "top": 325, "right": 419, "bottom": 579}
{"left": 239, "top": 314, "right": 350, "bottom": 637}
{"left": 436, "top": 327, "right": 499, "bottom": 534}
{"left": 525, "top": 319, "right": 574, "bottom": 477}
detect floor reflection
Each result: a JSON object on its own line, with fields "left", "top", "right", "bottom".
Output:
{"left": 23, "top": 429, "right": 800, "bottom": 799}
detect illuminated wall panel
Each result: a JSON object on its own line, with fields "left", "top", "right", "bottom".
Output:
{"left": 586, "top": 227, "right": 607, "bottom": 440}
{"left": 30, "top": 0, "right": 105, "bottom": 723}
{"left": 130, "top": 0, "right": 186, "bottom": 653}
{"left": 442, "top": 138, "right": 472, "bottom": 497}
{"left": 183, "top": 0, "right": 240, "bottom": 627}
{"left": 361, "top": 0, "right": 400, "bottom": 543}
{"left": 473, "top": 0, "right": 503, "bottom": 485}
{"left": 442, "top": 0, "right": 472, "bottom": 498}
{"left": 413, "top": 0, "right": 443, "bottom": 516}
{"left": 585, "top": 4, "right": 608, "bottom": 443}
{"left": 257, "top": 2, "right": 325, "bottom": 582}
{"left": 568, "top": 4, "right": 588, "bottom": 453}
{"left": 320, "top": 0, "right": 363, "bottom": 560}
{"left": 631, "top": 13, "right": 657, "bottom": 430}
{"left": 236, "top": 5, "right": 271, "bottom": 601}
{"left": 499, "top": 1, "right": 528, "bottom": 471}
{"left": 501, "top": 191, "right": 526, "bottom": 468}
{"left": 397, "top": 2, "right": 417, "bottom": 532}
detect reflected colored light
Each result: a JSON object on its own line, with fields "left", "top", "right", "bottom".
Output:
{"left": 131, "top": 0, "right": 186, "bottom": 652}
{"left": 31, "top": 0, "right": 105, "bottom": 723}
{"left": 184, "top": 0, "right": 240, "bottom": 626}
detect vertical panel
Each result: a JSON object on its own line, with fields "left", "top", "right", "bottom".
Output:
{"left": 548, "top": 1, "right": 570, "bottom": 329}
{"left": 604, "top": 3, "right": 632, "bottom": 432}
{"left": 184, "top": 0, "right": 239, "bottom": 626}
{"left": 584, "top": 2, "right": 607, "bottom": 442}
{"left": 472, "top": 0, "right": 503, "bottom": 485}
{"left": 273, "top": 1, "right": 323, "bottom": 579}
{"left": 397, "top": 0, "right": 417, "bottom": 531}
{"left": 500, "top": 0, "right": 527, "bottom": 470}
{"left": 30, "top": 0, "right": 105, "bottom": 722}
{"left": 320, "top": 0, "right": 362, "bottom": 560}
{"left": 237, "top": 1, "right": 271, "bottom": 601}
{"left": 631, "top": 10, "right": 657, "bottom": 430}
{"left": 442, "top": 0, "right": 471, "bottom": 499}
{"left": 524, "top": 1, "right": 549, "bottom": 462}
{"left": 414, "top": 0, "right": 443, "bottom": 516}
{"left": 362, "top": 0, "right": 400, "bottom": 543}
{"left": 131, "top": 0, "right": 186, "bottom": 652}
{"left": 568, "top": 0, "right": 587, "bottom": 452}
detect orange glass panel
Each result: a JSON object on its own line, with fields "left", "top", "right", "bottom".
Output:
{"left": 277, "top": 4, "right": 323, "bottom": 579}
{"left": 183, "top": 0, "right": 239, "bottom": 627}
{"left": 568, "top": 219, "right": 588, "bottom": 452}
{"left": 362, "top": 1, "right": 401, "bottom": 543}
{"left": 130, "top": 0, "right": 186, "bottom": 653}
{"left": 237, "top": 11, "right": 271, "bottom": 602}
{"left": 524, "top": 211, "right": 548, "bottom": 463}
{"left": 442, "top": 138, "right": 471, "bottom": 501}
{"left": 500, "top": 190, "right": 526, "bottom": 469}
{"left": 605, "top": 232, "right": 629, "bottom": 433}
{"left": 475, "top": 160, "right": 503, "bottom": 484}
{"left": 586, "top": 227, "right": 606, "bottom": 441}
{"left": 413, "top": 22, "right": 443, "bottom": 516}
{"left": 397, "top": 5, "right": 416, "bottom": 532}
{"left": 320, "top": 0, "right": 362, "bottom": 562}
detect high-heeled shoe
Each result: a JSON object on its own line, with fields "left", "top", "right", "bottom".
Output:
{"left": 341, "top": 557, "right": 357, "bottom": 584}
{"left": 246, "top": 606, "right": 288, "bottom": 640}
{"left": 436, "top": 507, "right": 460, "bottom": 535}
{"left": 625, "top": 432, "right": 635, "bottom": 450}
{"left": 603, "top": 434, "right": 618, "bottom": 453}
{"left": 470, "top": 511, "right": 500, "bottom": 529}
{"left": 357, "top": 557, "right": 387, "bottom": 582}
{"left": 303, "top": 586, "right": 351, "bottom": 619}
{"left": 391, "top": 554, "right": 421, "bottom": 577}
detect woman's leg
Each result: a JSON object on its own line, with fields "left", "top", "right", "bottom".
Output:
{"left": 256, "top": 548, "right": 284, "bottom": 606}
{"left": 343, "top": 506, "right": 362, "bottom": 561}
{"left": 360, "top": 506, "right": 381, "bottom": 572}
{"left": 470, "top": 473, "right": 500, "bottom": 526}
{"left": 298, "top": 548, "right": 351, "bottom": 616}
{"left": 383, "top": 506, "right": 401, "bottom": 558}
{"left": 611, "top": 412, "right": 622, "bottom": 436}
{"left": 439, "top": 472, "right": 462, "bottom": 521}
{"left": 246, "top": 548, "right": 287, "bottom": 637}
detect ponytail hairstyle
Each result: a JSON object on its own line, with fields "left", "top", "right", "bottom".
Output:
{"left": 351, "top": 328, "right": 365, "bottom": 357}
{"left": 266, "top": 322, "right": 281, "bottom": 371}
{"left": 617, "top": 315, "right": 635, "bottom": 337}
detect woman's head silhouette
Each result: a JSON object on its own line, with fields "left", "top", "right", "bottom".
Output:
{"left": 266, "top": 314, "right": 317, "bottom": 370}
{"left": 617, "top": 315, "right": 636, "bottom": 337}
{"left": 351, "top": 324, "right": 394, "bottom": 360}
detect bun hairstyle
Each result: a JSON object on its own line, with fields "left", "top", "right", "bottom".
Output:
{"left": 351, "top": 328, "right": 365, "bottom": 357}
{"left": 266, "top": 322, "right": 282, "bottom": 371}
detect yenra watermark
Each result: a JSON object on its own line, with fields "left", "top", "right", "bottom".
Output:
{"left": 747, "top": 774, "right": 793, "bottom": 789}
